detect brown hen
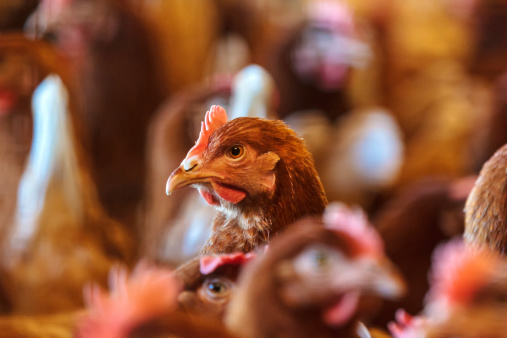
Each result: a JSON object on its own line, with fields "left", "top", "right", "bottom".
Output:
{"left": 167, "top": 105, "right": 327, "bottom": 254}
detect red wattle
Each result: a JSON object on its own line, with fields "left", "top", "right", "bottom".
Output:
{"left": 211, "top": 181, "right": 246, "bottom": 204}
{"left": 323, "top": 291, "right": 360, "bottom": 326}
{"left": 199, "top": 189, "right": 219, "bottom": 206}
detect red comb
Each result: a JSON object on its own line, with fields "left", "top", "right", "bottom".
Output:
{"left": 77, "top": 263, "right": 181, "bottom": 338}
{"left": 183, "top": 105, "right": 228, "bottom": 163}
{"left": 200, "top": 252, "right": 256, "bottom": 275}
{"left": 323, "top": 202, "right": 383, "bottom": 256}
{"left": 428, "top": 239, "right": 498, "bottom": 305}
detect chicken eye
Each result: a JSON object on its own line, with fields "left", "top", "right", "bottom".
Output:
{"left": 227, "top": 145, "right": 245, "bottom": 159}
{"left": 293, "top": 245, "right": 343, "bottom": 276}
{"left": 312, "top": 250, "right": 330, "bottom": 268}
{"left": 203, "top": 277, "right": 232, "bottom": 302}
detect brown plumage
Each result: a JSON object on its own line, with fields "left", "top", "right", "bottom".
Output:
{"left": 167, "top": 106, "right": 327, "bottom": 254}
{"left": 465, "top": 144, "right": 507, "bottom": 253}
{"left": 225, "top": 205, "right": 405, "bottom": 338}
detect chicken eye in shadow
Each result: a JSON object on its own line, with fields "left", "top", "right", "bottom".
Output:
{"left": 204, "top": 277, "right": 232, "bottom": 301}
{"left": 227, "top": 145, "right": 245, "bottom": 159}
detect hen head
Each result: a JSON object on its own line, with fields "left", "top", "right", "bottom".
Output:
{"left": 175, "top": 252, "right": 255, "bottom": 319}
{"left": 226, "top": 204, "right": 405, "bottom": 337}
{"left": 167, "top": 105, "right": 327, "bottom": 230}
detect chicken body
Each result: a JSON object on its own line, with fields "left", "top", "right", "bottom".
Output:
{"left": 167, "top": 105, "right": 327, "bottom": 254}
{"left": 465, "top": 143, "right": 507, "bottom": 253}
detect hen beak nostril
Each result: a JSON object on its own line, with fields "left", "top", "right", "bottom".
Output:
{"left": 185, "top": 163, "right": 197, "bottom": 172}
{"left": 182, "top": 156, "right": 199, "bottom": 171}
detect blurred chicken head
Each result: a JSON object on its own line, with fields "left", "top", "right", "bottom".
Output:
{"left": 291, "top": 0, "right": 370, "bottom": 91}
{"left": 226, "top": 204, "right": 405, "bottom": 337}
{"left": 175, "top": 252, "right": 256, "bottom": 318}
{"left": 274, "top": 203, "right": 405, "bottom": 325}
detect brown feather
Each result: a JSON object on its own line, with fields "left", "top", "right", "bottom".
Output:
{"left": 465, "top": 143, "right": 507, "bottom": 253}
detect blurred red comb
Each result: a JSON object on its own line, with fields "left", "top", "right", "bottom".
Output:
{"left": 200, "top": 252, "right": 256, "bottom": 275}
{"left": 183, "top": 105, "right": 228, "bottom": 164}
{"left": 323, "top": 202, "right": 383, "bottom": 256}
{"left": 77, "top": 263, "right": 181, "bottom": 338}
{"left": 428, "top": 239, "right": 498, "bottom": 305}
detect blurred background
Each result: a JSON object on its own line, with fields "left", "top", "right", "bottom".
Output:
{"left": 0, "top": 0, "right": 506, "bottom": 325}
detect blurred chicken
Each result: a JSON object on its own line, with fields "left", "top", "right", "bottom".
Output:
{"left": 166, "top": 105, "right": 327, "bottom": 254}
{"left": 465, "top": 143, "right": 507, "bottom": 253}
{"left": 0, "top": 36, "right": 134, "bottom": 314}
{"left": 268, "top": 0, "right": 374, "bottom": 121}
{"left": 175, "top": 251, "right": 255, "bottom": 319}
{"left": 389, "top": 240, "right": 507, "bottom": 338}
{"left": 39, "top": 0, "right": 167, "bottom": 233}
{"left": 226, "top": 203, "right": 405, "bottom": 338}
{"left": 372, "top": 176, "right": 475, "bottom": 327}
{"left": 77, "top": 263, "right": 234, "bottom": 338}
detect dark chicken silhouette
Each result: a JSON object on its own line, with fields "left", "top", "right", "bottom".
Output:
{"left": 43, "top": 0, "right": 166, "bottom": 233}
{"left": 390, "top": 240, "right": 507, "bottom": 338}
{"left": 0, "top": 0, "right": 38, "bottom": 32}
{"left": 166, "top": 105, "right": 327, "bottom": 254}
{"left": 267, "top": 0, "right": 368, "bottom": 121}
{"left": 225, "top": 203, "right": 406, "bottom": 338}
{"left": 465, "top": 143, "right": 507, "bottom": 253}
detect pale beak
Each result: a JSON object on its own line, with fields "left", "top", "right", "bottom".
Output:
{"left": 365, "top": 259, "right": 407, "bottom": 300}
{"left": 331, "top": 258, "right": 406, "bottom": 300}
{"left": 166, "top": 165, "right": 224, "bottom": 195}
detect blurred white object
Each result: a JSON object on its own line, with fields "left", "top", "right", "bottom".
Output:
{"left": 11, "top": 75, "right": 83, "bottom": 257}
{"left": 158, "top": 190, "right": 214, "bottom": 264}
{"left": 229, "top": 64, "right": 278, "bottom": 120}
{"left": 287, "top": 108, "right": 404, "bottom": 207}
{"left": 323, "top": 108, "right": 404, "bottom": 205}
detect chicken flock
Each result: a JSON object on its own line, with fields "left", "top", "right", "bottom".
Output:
{"left": 1, "top": 0, "right": 507, "bottom": 337}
